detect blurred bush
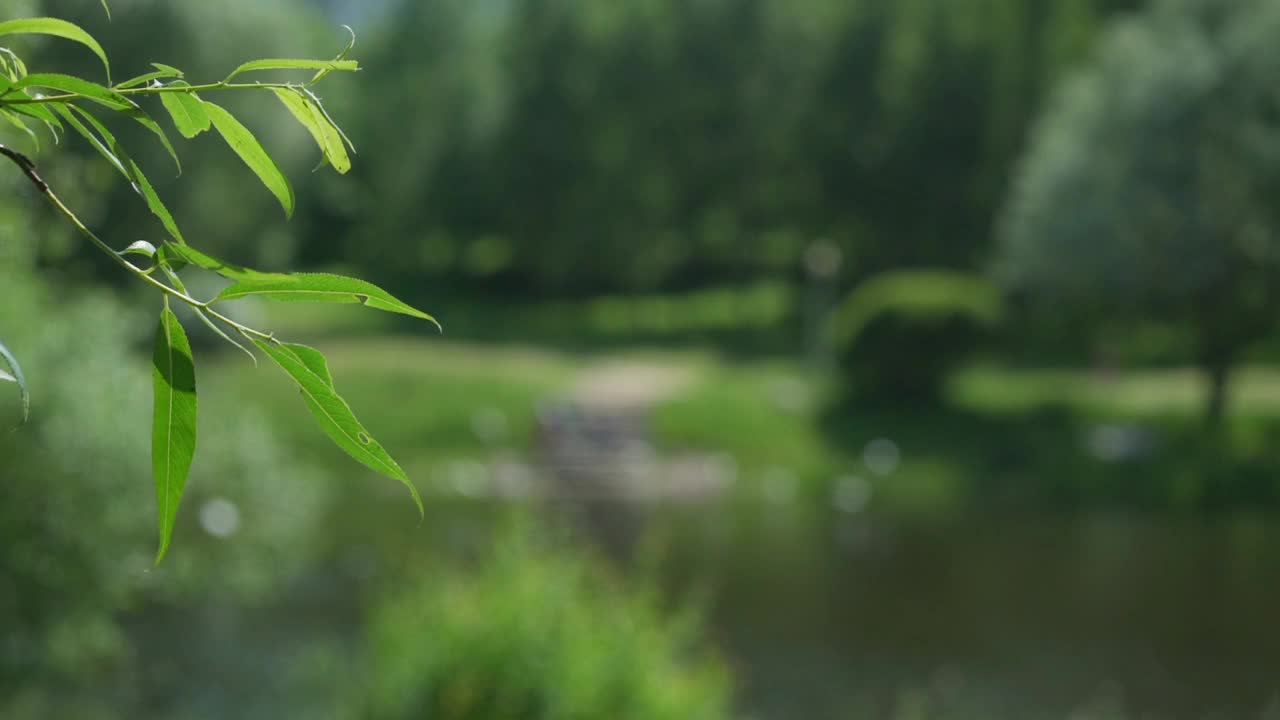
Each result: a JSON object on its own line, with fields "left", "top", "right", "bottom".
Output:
{"left": 829, "top": 270, "right": 1003, "bottom": 405}
{"left": 360, "top": 527, "right": 732, "bottom": 720}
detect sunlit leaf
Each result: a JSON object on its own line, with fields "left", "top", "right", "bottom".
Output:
{"left": 254, "top": 339, "right": 423, "bottom": 516}
{"left": 160, "top": 242, "right": 285, "bottom": 282}
{"left": 158, "top": 81, "right": 210, "bottom": 139}
{"left": 281, "top": 341, "right": 333, "bottom": 388}
{"left": 224, "top": 58, "right": 358, "bottom": 82}
{"left": 51, "top": 102, "right": 126, "bottom": 176}
{"left": 202, "top": 101, "right": 294, "bottom": 217}
{"left": 152, "top": 306, "right": 197, "bottom": 563}
{"left": 14, "top": 73, "right": 133, "bottom": 109}
{"left": 213, "top": 273, "right": 439, "bottom": 327}
{"left": 271, "top": 87, "right": 348, "bottom": 173}
{"left": 121, "top": 240, "right": 157, "bottom": 257}
{"left": 0, "top": 338, "right": 29, "bottom": 426}
{"left": 0, "top": 17, "right": 110, "bottom": 81}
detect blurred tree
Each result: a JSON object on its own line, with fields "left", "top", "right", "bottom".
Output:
{"left": 997, "top": 0, "right": 1280, "bottom": 425}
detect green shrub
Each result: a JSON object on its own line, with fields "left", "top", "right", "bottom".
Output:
{"left": 829, "top": 270, "right": 1003, "bottom": 405}
{"left": 361, "top": 528, "right": 732, "bottom": 720}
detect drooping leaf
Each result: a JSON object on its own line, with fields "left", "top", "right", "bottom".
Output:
{"left": 213, "top": 273, "right": 439, "bottom": 327}
{"left": 271, "top": 87, "right": 349, "bottom": 173}
{"left": 0, "top": 18, "right": 110, "bottom": 81}
{"left": 100, "top": 1, "right": 111, "bottom": 20}
{"left": 126, "top": 108, "right": 180, "bottom": 174}
{"left": 202, "top": 101, "right": 294, "bottom": 217}
{"left": 152, "top": 306, "right": 197, "bottom": 563}
{"left": 157, "top": 263, "right": 257, "bottom": 364}
{"left": 310, "top": 25, "right": 357, "bottom": 84}
{"left": 224, "top": 58, "right": 358, "bottom": 82}
{"left": 7, "top": 98, "right": 64, "bottom": 142}
{"left": 55, "top": 104, "right": 185, "bottom": 244}
{"left": 14, "top": 73, "right": 133, "bottom": 109}
{"left": 51, "top": 102, "right": 126, "bottom": 176}
{"left": 253, "top": 339, "right": 423, "bottom": 515}
{"left": 281, "top": 342, "right": 333, "bottom": 388}
{"left": 300, "top": 87, "right": 355, "bottom": 154}
{"left": 1, "top": 108, "right": 39, "bottom": 150}
{"left": 159, "top": 242, "right": 285, "bottom": 282}
{"left": 158, "top": 81, "right": 210, "bottom": 139}
{"left": 0, "top": 338, "right": 29, "bottom": 426}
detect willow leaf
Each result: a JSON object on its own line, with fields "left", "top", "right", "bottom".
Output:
{"left": 0, "top": 17, "right": 110, "bottom": 81}
{"left": 203, "top": 100, "right": 293, "bottom": 217}
{"left": 152, "top": 306, "right": 197, "bottom": 564}
{"left": 0, "top": 338, "right": 29, "bottom": 425}
{"left": 158, "top": 81, "right": 209, "bottom": 138}
{"left": 160, "top": 242, "right": 284, "bottom": 282}
{"left": 270, "top": 87, "right": 348, "bottom": 173}
{"left": 254, "top": 339, "right": 423, "bottom": 516}
{"left": 213, "top": 273, "right": 438, "bottom": 327}
{"left": 224, "top": 58, "right": 358, "bottom": 82}
{"left": 15, "top": 73, "right": 132, "bottom": 109}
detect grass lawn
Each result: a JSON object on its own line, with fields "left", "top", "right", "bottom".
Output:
{"left": 200, "top": 325, "right": 1280, "bottom": 514}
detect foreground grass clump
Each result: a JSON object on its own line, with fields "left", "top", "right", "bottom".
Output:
{"left": 361, "top": 527, "right": 731, "bottom": 720}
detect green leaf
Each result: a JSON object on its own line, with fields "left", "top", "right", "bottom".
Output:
{"left": 55, "top": 104, "right": 184, "bottom": 243}
{"left": 213, "top": 273, "right": 439, "bottom": 327}
{"left": 160, "top": 242, "right": 285, "bottom": 282}
{"left": 114, "top": 68, "right": 180, "bottom": 89}
{"left": 100, "top": 1, "right": 112, "bottom": 20}
{"left": 224, "top": 58, "right": 358, "bottom": 82}
{"left": 14, "top": 73, "right": 133, "bottom": 110}
{"left": 202, "top": 101, "right": 294, "bottom": 218}
{"left": 158, "top": 81, "right": 210, "bottom": 139}
{"left": 126, "top": 108, "right": 181, "bottom": 174}
{"left": 253, "top": 339, "right": 422, "bottom": 515}
{"left": 121, "top": 239, "right": 157, "bottom": 258}
{"left": 0, "top": 338, "right": 29, "bottom": 426}
{"left": 7, "top": 99, "right": 64, "bottom": 141}
{"left": 152, "top": 306, "right": 197, "bottom": 563}
{"left": 51, "top": 102, "right": 126, "bottom": 176}
{"left": 1, "top": 108, "right": 39, "bottom": 150}
{"left": 271, "top": 87, "right": 349, "bottom": 173}
{"left": 281, "top": 342, "right": 333, "bottom": 388}
{"left": 0, "top": 17, "right": 110, "bottom": 82}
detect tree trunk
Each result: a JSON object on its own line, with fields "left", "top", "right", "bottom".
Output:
{"left": 1204, "top": 355, "right": 1231, "bottom": 429}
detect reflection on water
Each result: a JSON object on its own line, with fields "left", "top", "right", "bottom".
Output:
{"left": 654, "top": 510, "right": 1280, "bottom": 719}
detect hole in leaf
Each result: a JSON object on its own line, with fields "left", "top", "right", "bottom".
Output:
{"left": 355, "top": 294, "right": 370, "bottom": 305}
{"left": 357, "top": 431, "right": 371, "bottom": 445}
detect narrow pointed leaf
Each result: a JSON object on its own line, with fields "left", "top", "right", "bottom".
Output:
{"left": 114, "top": 67, "right": 181, "bottom": 89}
{"left": 214, "top": 273, "right": 438, "bottom": 326}
{"left": 56, "top": 104, "right": 185, "bottom": 244}
{"left": 1, "top": 108, "right": 39, "bottom": 150}
{"left": 0, "top": 18, "right": 110, "bottom": 81}
{"left": 159, "top": 242, "right": 285, "bottom": 282}
{"left": 253, "top": 339, "right": 422, "bottom": 515}
{"left": 14, "top": 73, "right": 132, "bottom": 109}
{"left": 7, "top": 99, "right": 64, "bottom": 140}
{"left": 271, "top": 87, "right": 349, "bottom": 173}
{"left": 158, "top": 82, "right": 209, "bottom": 138}
{"left": 281, "top": 342, "right": 333, "bottom": 387}
{"left": 100, "top": 1, "right": 111, "bottom": 20}
{"left": 202, "top": 101, "right": 293, "bottom": 217}
{"left": 126, "top": 108, "right": 180, "bottom": 174}
{"left": 0, "top": 338, "right": 29, "bottom": 425}
{"left": 51, "top": 102, "right": 126, "bottom": 176}
{"left": 152, "top": 307, "right": 197, "bottom": 563}
{"left": 224, "top": 58, "right": 358, "bottom": 82}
